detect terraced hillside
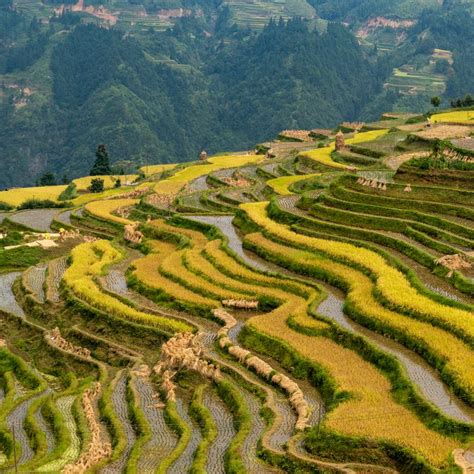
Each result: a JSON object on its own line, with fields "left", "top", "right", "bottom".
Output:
{"left": 0, "top": 107, "right": 473, "bottom": 473}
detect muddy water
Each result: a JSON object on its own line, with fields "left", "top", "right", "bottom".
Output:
{"left": 34, "top": 407, "right": 56, "bottom": 455}
{"left": 9, "top": 209, "right": 59, "bottom": 232}
{"left": 24, "top": 264, "right": 47, "bottom": 303}
{"left": 171, "top": 398, "right": 201, "bottom": 473}
{"left": 6, "top": 390, "right": 49, "bottom": 466}
{"left": 201, "top": 327, "right": 292, "bottom": 463}
{"left": 56, "top": 210, "right": 72, "bottom": 226}
{"left": 188, "top": 215, "right": 325, "bottom": 425}
{"left": 134, "top": 377, "right": 177, "bottom": 472}
{"left": 189, "top": 215, "right": 474, "bottom": 424}
{"left": 102, "top": 374, "right": 136, "bottom": 474}
{"left": 187, "top": 175, "right": 210, "bottom": 193}
{"left": 0, "top": 272, "right": 25, "bottom": 318}
{"left": 47, "top": 257, "right": 67, "bottom": 303}
{"left": 238, "top": 389, "right": 276, "bottom": 474}
{"left": 72, "top": 208, "right": 84, "bottom": 218}
{"left": 187, "top": 215, "right": 270, "bottom": 272}
{"left": 268, "top": 396, "right": 296, "bottom": 452}
{"left": 203, "top": 389, "right": 235, "bottom": 474}
{"left": 100, "top": 246, "right": 299, "bottom": 462}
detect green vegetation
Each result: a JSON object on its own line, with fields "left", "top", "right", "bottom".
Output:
{"left": 189, "top": 385, "right": 217, "bottom": 474}
{"left": 90, "top": 145, "right": 112, "bottom": 177}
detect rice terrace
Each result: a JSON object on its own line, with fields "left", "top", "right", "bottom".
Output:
{"left": 0, "top": 108, "right": 474, "bottom": 473}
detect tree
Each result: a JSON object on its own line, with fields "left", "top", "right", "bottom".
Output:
{"left": 450, "top": 94, "right": 474, "bottom": 108}
{"left": 88, "top": 178, "right": 104, "bottom": 193}
{"left": 114, "top": 178, "right": 121, "bottom": 188}
{"left": 39, "top": 172, "right": 56, "bottom": 186}
{"left": 90, "top": 144, "right": 111, "bottom": 176}
{"left": 431, "top": 96, "right": 441, "bottom": 108}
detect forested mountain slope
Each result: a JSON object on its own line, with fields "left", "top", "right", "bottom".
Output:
{"left": 0, "top": 13, "right": 378, "bottom": 187}
{"left": 0, "top": 0, "right": 473, "bottom": 187}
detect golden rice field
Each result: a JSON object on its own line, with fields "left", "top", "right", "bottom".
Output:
{"left": 203, "top": 240, "right": 314, "bottom": 302}
{"left": 139, "top": 221, "right": 459, "bottom": 466}
{"left": 246, "top": 297, "right": 457, "bottom": 465}
{"left": 70, "top": 186, "right": 135, "bottom": 206}
{"left": 245, "top": 232, "right": 474, "bottom": 397}
{"left": 346, "top": 129, "right": 389, "bottom": 144}
{"left": 2, "top": 108, "right": 473, "bottom": 473}
{"left": 64, "top": 240, "right": 191, "bottom": 333}
{"left": 72, "top": 175, "right": 139, "bottom": 191}
{"left": 300, "top": 145, "right": 349, "bottom": 170}
{"left": 241, "top": 202, "right": 474, "bottom": 343}
{"left": 430, "top": 110, "right": 474, "bottom": 124}
{"left": 267, "top": 174, "right": 321, "bottom": 195}
{"left": 300, "top": 129, "right": 389, "bottom": 170}
{"left": 0, "top": 185, "right": 67, "bottom": 207}
{"left": 84, "top": 198, "right": 138, "bottom": 225}
{"left": 139, "top": 163, "right": 177, "bottom": 177}
{"left": 132, "top": 240, "right": 219, "bottom": 308}
{"left": 154, "top": 154, "right": 264, "bottom": 194}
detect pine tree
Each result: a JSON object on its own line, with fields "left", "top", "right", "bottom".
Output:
{"left": 90, "top": 144, "right": 111, "bottom": 176}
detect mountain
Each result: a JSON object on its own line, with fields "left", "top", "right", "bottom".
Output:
{"left": 0, "top": 0, "right": 473, "bottom": 188}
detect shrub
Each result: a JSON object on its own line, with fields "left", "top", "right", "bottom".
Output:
{"left": 18, "top": 199, "right": 68, "bottom": 210}
{"left": 88, "top": 178, "right": 105, "bottom": 193}
{"left": 0, "top": 202, "right": 13, "bottom": 211}
{"left": 58, "top": 183, "right": 78, "bottom": 201}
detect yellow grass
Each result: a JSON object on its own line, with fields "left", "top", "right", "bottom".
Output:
{"left": 267, "top": 174, "right": 320, "bottom": 195}
{"left": 188, "top": 242, "right": 325, "bottom": 330}
{"left": 72, "top": 175, "right": 138, "bottom": 191}
{"left": 215, "top": 230, "right": 458, "bottom": 466}
{"left": 147, "top": 220, "right": 258, "bottom": 302}
{"left": 0, "top": 185, "right": 67, "bottom": 207}
{"left": 346, "top": 129, "right": 388, "bottom": 144}
{"left": 207, "top": 154, "right": 264, "bottom": 167}
{"left": 203, "top": 239, "right": 311, "bottom": 297}
{"left": 84, "top": 198, "right": 138, "bottom": 225}
{"left": 300, "top": 129, "right": 389, "bottom": 170}
{"left": 149, "top": 219, "right": 209, "bottom": 248}
{"left": 160, "top": 248, "right": 242, "bottom": 301}
{"left": 241, "top": 202, "right": 474, "bottom": 343}
{"left": 154, "top": 154, "right": 264, "bottom": 195}
{"left": 430, "top": 110, "right": 474, "bottom": 124}
{"left": 64, "top": 240, "right": 191, "bottom": 333}
{"left": 142, "top": 220, "right": 323, "bottom": 330}
{"left": 132, "top": 240, "right": 218, "bottom": 308}
{"left": 70, "top": 187, "right": 132, "bottom": 206}
{"left": 139, "top": 163, "right": 177, "bottom": 177}
{"left": 249, "top": 304, "right": 457, "bottom": 465}
{"left": 300, "top": 145, "right": 349, "bottom": 170}
{"left": 245, "top": 232, "right": 474, "bottom": 397}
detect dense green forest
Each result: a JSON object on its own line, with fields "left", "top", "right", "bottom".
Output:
{"left": 0, "top": 0, "right": 473, "bottom": 187}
